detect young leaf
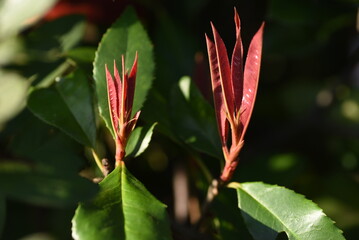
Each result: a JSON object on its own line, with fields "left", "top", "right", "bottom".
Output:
{"left": 230, "top": 182, "right": 345, "bottom": 240}
{"left": 125, "top": 122, "right": 157, "bottom": 158}
{"left": 72, "top": 163, "right": 172, "bottom": 240}
{"left": 93, "top": 7, "right": 154, "bottom": 137}
{"left": 240, "top": 23, "right": 264, "bottom": 140}
{"left": 28, "top": 69, "right": 97, "bottom": 147}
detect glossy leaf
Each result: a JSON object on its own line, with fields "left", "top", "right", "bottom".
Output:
{"left": 205, "top": 35, "right": 228, "bottom": 148}
{"left": 0, "top": 161, "right": 98, "bottom": 207}
{"left": 72, "top": 163, "right": 172, "bottom": 240}
{"left": 211, "top": 23, "right": 235, "bottom": 118}
{"left": 28, "top": 69, "right": 96, "bottom": 147}
{"left": 125, "top": 122, "right": 157, "bottom": 158}
{"left": 231, "top": 182, "right": 345, "bottom": 240}
{"left": 94, "top": 7, "right": 154, "bottom": 137}
{"left": 241, "top": 23, "right": 264, "bottom": 140}
{"left": 170, "top": 76, "right": 222, "bottom": 158}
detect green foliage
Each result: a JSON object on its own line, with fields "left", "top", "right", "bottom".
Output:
{"left": 28, "top": 69, "right": 96, "bottom": 147}
{"left": 93, "top": 7, "right": 154, "bottom": 137}
{"left": 0, "top": 195, "right": 4, "bottom": 237}
{"left": 0, "top": 70, "right": 28, "bottom": 128}
{"left": 170, "top": 76, "right": 222, "bottom": 158}
{"left": 0, "top": 112, "right": 98, "bottom": 207}
{"left": 0, "top": 1, "right": 357, "bottom": 239}
{"left": 0, "top": 0, "right": 57, "bottom": 40}
{"left": 231, "top": 182, "right": 345, "bottom": 240}
{"left": 0, "top": 161, "right": 98, "bottom": 207}
{"left": 126, "top": 122, "right": 158, "bottom": 158}
{"left": 72, "top": 164, "right": 172, "bottom": 240}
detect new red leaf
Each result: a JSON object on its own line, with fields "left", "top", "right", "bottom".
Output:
{"left": 206, "top": 34, "right": 229, "bottom": 148}
{"left": 106, "top": 64, "right": 119, "bottom": 135}
{"left": 240, "top": 22, "right": 264, "bottom": 141}
{"left": 231, "top": 8, "right": 244, "bottom": 111}
{"left": 211, "top": 23, "right": 235, "bottom": 120}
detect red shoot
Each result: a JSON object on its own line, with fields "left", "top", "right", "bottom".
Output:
{"left": 206, "top": 8, "right": 264, "bottom": 182}
{"left": 105, "top": 52, "right": 140, "bottom": 166}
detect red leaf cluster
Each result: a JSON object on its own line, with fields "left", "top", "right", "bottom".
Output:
{"left": 106, "top": 53, "right": 140, "bottom": 166}
{"left": 206, "top": 8, "right": 264, "bottom": 182}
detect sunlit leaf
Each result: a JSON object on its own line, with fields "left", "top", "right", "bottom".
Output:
{"left": 230, "top": 182, "right": 345, "bottom": 240}
{"left": 72, "top": 163, "right": 172, "bottom": 240}
{"left": 0, "top": 70, "right": 28, "bottom": 128}
{"left": 93, "top": 7, "right": 154, "bottom": 137}
{"left": 0, "top": 0, "right": 57, "bottom": 39}
{"left": 126, "top": 122, "right": 157, "bottom": 158}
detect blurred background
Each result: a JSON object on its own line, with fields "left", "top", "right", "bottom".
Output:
{"left": 0, "top": 0, "right": 358, "bottom": 239}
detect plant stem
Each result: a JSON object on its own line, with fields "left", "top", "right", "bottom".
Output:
{"left": 195, "top": 178, "right": 223, "bottom": 229}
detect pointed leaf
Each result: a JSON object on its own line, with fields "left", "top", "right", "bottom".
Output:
{"left": 231, "top": 8, "right": 244, "bottom": 110}
{"left": 94, "top": 7, "right": 154, "bottom": 137}
{"left": 206, "top": 35, "right": 228, "bottom": 148}
{"left": 28, "top": 69, "right": 97, "bottom": 147}
{"left": 241, "top": 23, "right": 264, "bottom": 140}
{"left": 211, "top": 23, "right": 235, "bottom": 118}
{"left": 231, "top": 182, "right": 345, "bottom": 240}
{"left": 125, "top": 122, "right": 157, "bottom": 158}
{"left": 106, "top": 65, "right": 119, "bottom": 135}
{"left": 72, "top": 164, "right": 172, "bottom": 240}
{"left": 126, "top": 52, "right": 138, "bottom": 116}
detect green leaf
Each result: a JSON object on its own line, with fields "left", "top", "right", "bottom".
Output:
{"left": 0, "top": 0, "right": 57, "bottom": 40}
{"left": 0, "top": 194, "right": 5, "bottom": 237}
{"left": 0, "top": 70, "right": 29, "bottom": 128}
{"left": 72, "top": 163, "right": 172, "bottom": 240}
{"left": 66, "top": 47, "right": 96, "bottom": 63}
{"left": 0, "top": 161, "right": 98, "bottom": 207}
{"left": 170, "top": 76, "right": 222, "bottom": 158}
{"left": 93, "top": 7, "right": 154, "bottom": 137}
{"left": 126, "top": 122, "right": 157, "bottom": 158}
{"left": 28, "top": 69, "right": 96, "bottom": 147}
{"left": 26, "top": 15, "right": 86, "bottom": 53}
{"left": 230, "top": 182, "right": 345, "bottom": 240}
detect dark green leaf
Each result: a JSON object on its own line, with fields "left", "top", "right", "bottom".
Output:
{"left": 230, "top": 182, "right": 345, "bottom": 240}
{"left": 66, "top": 47, "right": 96, "bottom": 63}
{"left": 170, "top": 76, "right": 222, "bottom": 158}
{"left": 28, "top": 69, "right": 96, "bottom": 147}
{"left": 0, "top": 194, "right": 5, "bottom": 237}
{"left": 27, "top": 15, "right": 86, "bottom": 52}
{"left": 126, "top": 122, "right": 157, "bottom": 158}
{"left": 93, "top": 7, "right": 154, "bottom": 137}
{"left": 72, "top": 163, "right": 172, "bottom": 240}
{"left": 0, "top": 161, "right": 98, "bottom": 207}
